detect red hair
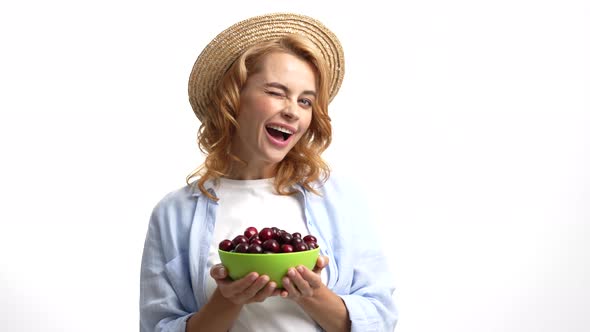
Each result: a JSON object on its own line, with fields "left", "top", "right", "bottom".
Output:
{"left": 187, "top": 35, "right": 332, "bottom": 200}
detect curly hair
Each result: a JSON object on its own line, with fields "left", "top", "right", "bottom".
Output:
{"left": 186, "top": 34, "right": 333, "bottom": 200}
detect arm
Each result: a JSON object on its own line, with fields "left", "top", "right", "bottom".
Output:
{"left": 186, "top": 266, "right": 279, "bottom": 332}
{"left": 338, "top": 251, "right": 398, "bottom": 332}
{"left": 140, "top": 211, "right": 195, "bottom": 332}
{"left": 286, "top": 252, "right": 397, "bottom": 332}
{"left": 337, "top": 177, "right": 398, "bottom": 331}
{"left": 338, "top": 203, "right": 398, "bottom": 331}
{"left": 295, "top": 285, "right": 350, "bottom": 332}
{"left": 302, "top": 174, "right": 398, "bottom": 331}
{"left": 140, "top": 204, "right": 278, "bottom": 332}
{"left": 281, "top": 256, "right": 351, "bottom": 332}
{"left": 185, "top": 288, "right": 242, "bottom": 332}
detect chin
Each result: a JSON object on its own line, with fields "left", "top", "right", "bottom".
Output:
{"left": 262, "top": 151, "right": 289, "bottom": 164}
{"left": 267, "top": 154, "right": 288, "bottom": 164}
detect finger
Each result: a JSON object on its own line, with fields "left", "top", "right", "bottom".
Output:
{"left": 252, "top": 280, "right": 277, "bottom": 302}
{"left": 272, "top": 288, "right": 284, "bottom": 297}
{"left": 238, "top": 275, "right": 270, "bottom": 302}
{"left": 313, "top": 256, "right": 329, "bottom": 273}
{"left": 210, "top": 264, "right": 228, "bottom": 280}
{"left": 289, "top": 266, "right": 313, "bottom": 297}
{"left": 298, "top": 265, "right": 323, "bottom": 289}
{"left": 281, "top": 275, "right": 300, "bottom": 298}
{"left": 219, "top": 272, "right": 258, "bottom": 298}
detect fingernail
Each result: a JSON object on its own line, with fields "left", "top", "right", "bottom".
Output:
{"left": 219, "top": 267, "right": 225, "bottom": 276}
{"left": 297, "top": 266, "right": 304, "bottom": 273}
{"left": 288, "top": 268, "right": 296, "bottom": 277}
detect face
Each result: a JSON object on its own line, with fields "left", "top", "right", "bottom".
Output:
{"left": 230, "top": 52, "right": 316, "bottom": 179}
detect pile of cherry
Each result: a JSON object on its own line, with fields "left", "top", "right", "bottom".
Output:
{"left": 219, "top": 226, "right": 318, "bottom": 254}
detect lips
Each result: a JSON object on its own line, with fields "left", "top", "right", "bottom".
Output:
{"left": 265, "top": 123, "right": 296, "bottom": 147}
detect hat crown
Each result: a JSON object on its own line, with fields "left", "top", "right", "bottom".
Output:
{"left": 188, "top": 12, "right": 345, "bottom": 121}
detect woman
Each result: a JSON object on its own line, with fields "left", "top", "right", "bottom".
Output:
{"left": 140, "top": 13, "right": 397, "bottom": 332}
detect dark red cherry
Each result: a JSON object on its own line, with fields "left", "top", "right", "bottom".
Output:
{"left": 244, "top": 226, "right": 258, "bottom": 239}
{"left": 232, "top": 235, "right": 249, "bottom": 247}
{"left": 224, "top": 227, "right": 319, "bottom": 254}
{"left": 279, "top": 231, "right": 293, "bottom": 244}
{"left": 271, "top": 227, "right": 280, "bottom": 238}
{"left": 280, "top": 244, "right": 294, "bottom": 253}
{"left": 259, "top": 228, "right": 274, "bottom": 241}
{"left": 219, "top": 239, "right": 234, "bottom": 251}
{"left": 303, "top": 235, "right": 317, "bottom": 244}
{"left": 247, "top": 244, "right": 263, "bottom": 253}
{"left": 262, "top": 239, "right": 280, "bottom": 253}
{"left": 293, "top": 242, "right": 309, "bottom": 252}
{"left": 291, "top": 237, "right": 304, "bottom": 246}
{"left": 234, "top": 243, "right": 249, "bottom": 253}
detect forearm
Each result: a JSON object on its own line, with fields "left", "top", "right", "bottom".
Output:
{"left": 297, "top": 286, "right": 350, "bottom": 332}
{"left": 186, "top": 288, "right": 242, "bottom": 332}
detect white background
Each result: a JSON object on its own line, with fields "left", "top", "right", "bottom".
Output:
{"left": 1, "top": 0, "right": 588, "bottom": 331}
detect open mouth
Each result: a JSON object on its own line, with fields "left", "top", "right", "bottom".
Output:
{"left": 266, "top": 125, "right": 294, "bottom": 141}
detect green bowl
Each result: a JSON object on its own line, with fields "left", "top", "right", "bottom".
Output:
{"left": 218, "top": 247, "right": 320, "bottom": 288}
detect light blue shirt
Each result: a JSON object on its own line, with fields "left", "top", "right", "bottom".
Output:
{"left": 140, "top": 175, "right": 398, "bottom": 331}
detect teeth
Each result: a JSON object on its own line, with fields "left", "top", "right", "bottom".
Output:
{"left": 266, "top": 124, "right": 294, "bottom": 135}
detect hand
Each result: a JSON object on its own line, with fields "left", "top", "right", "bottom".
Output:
{"left": 280, "top": 255, "right": 329, "bottom": 301}
{"left": 210, "top": 264, "right": 280, "bottom": 305}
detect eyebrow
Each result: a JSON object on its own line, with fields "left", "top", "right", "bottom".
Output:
{"left": 264, "top": 82, "right": 316, "bottom": 97}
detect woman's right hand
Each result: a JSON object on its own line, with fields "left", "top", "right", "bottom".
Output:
{"left": 210, "top": 264, "right": 279, "bottom": 305}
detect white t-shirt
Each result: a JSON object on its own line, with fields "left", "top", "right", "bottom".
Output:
{"left": 206, "top": 177, "right": 325, "bottom": 331}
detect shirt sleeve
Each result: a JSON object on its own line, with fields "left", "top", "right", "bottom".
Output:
{"left": 327, "top": 175, "right": 399, "bottom": 331}
{"left": 140, "top": 202, "right": 197, "bottom": 332}
{"left": 338, "top": 248, "right": 398, "bottom": 331}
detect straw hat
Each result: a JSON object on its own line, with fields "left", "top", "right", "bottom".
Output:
{"left": 188, "top": 13, "right": 345, "bottom": 121}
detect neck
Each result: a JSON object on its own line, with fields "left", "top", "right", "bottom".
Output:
{"left": 226, "top": 162, "right": 277, "bottom": 180}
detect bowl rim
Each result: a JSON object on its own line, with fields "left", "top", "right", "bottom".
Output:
{"left": 218, "top": 246, "right": 320, "bottom": 256}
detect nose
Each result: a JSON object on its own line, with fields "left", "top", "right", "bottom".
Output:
{"left": 281, "top": 100, "right": 300, "bottom": 121}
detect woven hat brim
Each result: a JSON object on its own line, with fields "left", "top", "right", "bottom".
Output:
{"left": 188, "top": 13, "right": 345, "bottom": 121}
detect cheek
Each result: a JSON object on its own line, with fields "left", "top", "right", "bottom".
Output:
{"left": 238, "top": 97, "right": 270, "bottom": 128}
{"left": 301, "top": 112, "right": 313, "bottom": 133}
{"left": 257, "top": 98, "right": 280, "bottom": 117}
{"left": 242, "top": 95, "right": 276, "bottom": 116}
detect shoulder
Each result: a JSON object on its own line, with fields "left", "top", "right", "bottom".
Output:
{"left": 311, "top": 170, "right": 366, "bottom": 202}
{"left": 303, "top": 170, "right": 371, "bottom": 225}
{"left": 149, "top": 184, "right": 200, "bottom": 229}
{"left": 308, "top": 170, "right": 376, "bottom": 230}
{"left": 145, "top": 184, "right": 201, "bottom": 252}
{"left": 153, "top": 184, "right": 198, "bottom": 212}
{"left": 156, "top": 185, "right": 197, "bottom": 207}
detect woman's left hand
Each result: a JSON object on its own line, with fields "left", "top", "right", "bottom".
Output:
{"left": 280, "top": 255, "right": 329, "bottom": 301}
